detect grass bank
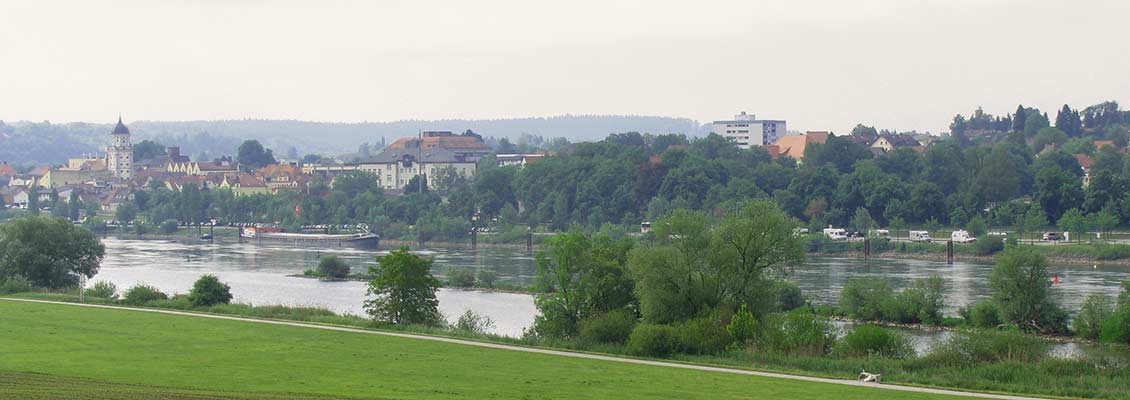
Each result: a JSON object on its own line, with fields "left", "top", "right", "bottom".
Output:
{"left": 0, "top": 300, "right": 969, "bottom": 400}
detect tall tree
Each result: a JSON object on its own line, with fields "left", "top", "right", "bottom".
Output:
{"left": 363, "top": 246, "right": 442, "bottom": 326}
{"left": 0, "top": 216, "right": 105, "bottom": 289}
{"left": 236, "top": 140, "right": 277, "bottom": 170}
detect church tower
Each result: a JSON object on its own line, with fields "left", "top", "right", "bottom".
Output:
{"left": 107, "top": 117, "right": 133, "bottom": 179}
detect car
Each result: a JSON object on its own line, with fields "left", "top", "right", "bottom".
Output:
{"left": 1042, "top": 232, "right": 1061, "bottom": 241}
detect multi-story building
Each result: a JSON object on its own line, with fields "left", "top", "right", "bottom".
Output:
{"left": 307, "top": 131, "right": 490, "bottom": 191}
{"left": 106, "top": 117, "right": 133, "bottom": 179}
{"left": 711, "top": 112, "right": 787, "bottom": 149}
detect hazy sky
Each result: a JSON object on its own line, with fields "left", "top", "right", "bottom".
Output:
{"left": 2, "top": 0, "right": 1128, "bottom": 134}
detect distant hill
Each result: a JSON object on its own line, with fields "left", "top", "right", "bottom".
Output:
{"left": 0, "top": 115, "right": 703, "bottom": 165}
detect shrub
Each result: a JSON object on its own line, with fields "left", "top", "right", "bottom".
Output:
{"left": 727, "top": 304, "right": 757, "bottom": 346}
{"left": 188, "top": 274, "right": 232, "bottom": 307}
{"left": 1094, "top": 244, "right": 1130, "bottom": 261}
{"left": 966, "top": 216, "right": 988, "bottom": 237}
{"left": 758, "top": 312, "right": 837, "bottom": 356}
{"left": 971, "top": 235, "right": 1005, "bottom": 256}
{"left": 883, "top": 275, "right": 946, "bottom": 325}
{"left": 122, "top": 284, "right": 168, "bottom": 305}
{"left": 929, "top": 330, "right": 1047, "bottom": 365}
{"left": 627, "top": 324, "right": 678, "bottom": 356}
{"left": 966, "top": 300, "right": 1001, "bottom": 329}
{"left": 578, "top": 309, "right": 637, "bottom": 345}
{"left": 476, "top": 269, "right": 497, "bottom": 288}
{"left": 839, "top": 277, "right": 893, "bottom": 320}
{"left": 446, "top": 268, "right": 475, "bottom": 288}
{"left": 774, "top": 280, "right": 806, "bottom": 311}
{"left": 674, "top": 317, "right": 733, "bottom": 355}
{"left": 1074, "top": 294, "right": 1113, "bottom": 340}
{"left": 837, "top": 324, "right": 914, "bottom": 358}
{"left": 317, "top": 256, "right": 351, "bottom": 280}
{"left": 0, "top": 276, "right": 34, "bottom": 294}
{"left": 159, "top": 219, "right": 178, "bottom": 234}
{"left": 1099, "top": 310, "right": 1130, "bottom": 344}
{"left": 451, "top": 309, "right": 495, "bottom": 334}
{"left": 84, "top": 280, "right": 118, "bottom": 299}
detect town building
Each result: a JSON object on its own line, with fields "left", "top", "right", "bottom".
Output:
{"left": 106, "top": 117, "right": 134, "bottom": 179}
{"left": 769, "top": 131, "right": 830, "bottom": 162}
{"left": 870, "top": 134, "right": 921, "bottom": 153}
{"left": 711, "top": 112, "right": 787, "bottom": 149}
{"left": 495, "top": 152, "right": 550, "bottom": 167}
{"left": 307, "top": 131, "right": 490, "bottom": 191}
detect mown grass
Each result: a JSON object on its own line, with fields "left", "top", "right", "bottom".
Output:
{"left": 0, "top": 300, "right": 969, "bottom": 400}
{"left": 0, "top": 371, "right": 372, "bottom": 400}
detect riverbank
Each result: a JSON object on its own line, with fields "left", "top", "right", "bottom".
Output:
{"left": 381, "top": 238, "right": 540, "bottom": 250}
{"left": 286, "top": 272, "right": 537, "bottom": 294}
{"left": 812, "top": 245, "right": 1130, "bottom": 267}
{"left": 1, "top": 298, "right": 994, "bottom": 400}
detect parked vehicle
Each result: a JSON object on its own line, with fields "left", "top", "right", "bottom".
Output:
{"left": 909, "top": 230, "right": 933, "bottom": 243}
{"left": 823, "top": 228, "right": 847, "bottom": 241}
{"left": 951, "top": 230, "right": 976, "bottom": 243}
{"left": 870, "top": 229, "right": 891, "bottom": 240}
{"left": 1042, "top": 232, "right": 1061, "bottom": 241}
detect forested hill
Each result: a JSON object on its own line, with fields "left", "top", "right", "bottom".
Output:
{"left": 0, "top": 115, "right": 702, "bottom": 165}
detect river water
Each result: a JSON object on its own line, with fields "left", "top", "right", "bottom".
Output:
{"left": 91, "top": 238, "right": 1130, "bottom": 353}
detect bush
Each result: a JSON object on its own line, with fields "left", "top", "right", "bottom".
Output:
{"left": 727, "top": 304, "right": 757, "bottom": 346}
{"left": 627, "top": 324, "right": 678, "bottom": 356}
{"left": 0, "top": 276, "right": 34, "bottom": 294}
{"left": 1074, "top": 294, "right": 1113, "bottom": 340}
{"left": 971, "top": 235, "right": 1005, "bottom": 256}
{"left": 84, "top": 280, "right": 118, "bottom": 299}
{"left": 883, "top": 275, "right": 946, "bottom": 325}
{"left": 1094, "top": 244, "right": 1130, "bottom": 261}
{"left": 674, "top": 317, "right": 733, "bottom": 355}
{"left": 317, "top": 256, "right": 351, "bottom": 280}
{"left": 966, "top": 216, "right": 988, "bottom": 237}
{"left": 929, "top": 330, "right": 1047, "bottom": 365}
{"left": 122, "top": 284, "right": 168, "bottom": 305}
{"left": 188, "top": 274, "right": 232, "bottom": 307}
{"left": 446, "top": 268, "right": 475, "bottom": 288}
{"left": 578, "top": 309, "right": 637, "bottom": 345}
{"left": 159, "top": 219, "right": 178, "bottom": 234}
{"left": 774, "top": 280, "right": 806, "bottom": 311}
{"left": 837, "top": 324, "right": 914, "bottom": 358}
{"left": 758, "top": 312, "right": 837, "bottom": 356}
{"left": 839, "top": 277, "right": 893, "bottom": 320}
{"left": 965, "top": 300, "right": 1001, "bottom": 329}
{"left": 451, "top": 309, "right": 495, "bottom": 334}
{"left": 476, "top": 269, "right": 497, "bottom": 288}
{"left": 1099, "top": 309, "right": 1130, "bottom": 344}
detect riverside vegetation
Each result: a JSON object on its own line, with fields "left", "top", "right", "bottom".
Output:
{"left": 6, "top": 204, "right": 1130, "bottom": 399}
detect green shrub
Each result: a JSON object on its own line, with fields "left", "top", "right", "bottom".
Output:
{"left": 159, "top": 219, "right": 178, "bottom": 234}
{"left": 758, "top": 312, "right": 837, "bottom": 356}
{"left": 84, "top": 281, "right": 118, "bottom": 299}
{"left": 0, "top": 276, "right": 34, "bottom": 294}
{"left": 674, "top": 317, "right": 733, "bottom": 355}
{"left": 1075, "top": 294, "right": 1114, "bottom": 340}
{"left": 929, "top": 330, "right": 1047, "bottom": 365}
{"left": 1094, "top": 244, "right": 1130, "bottom": 261}
{"left": 317, "top": 255, "right": 351, "bottom": 279}
{"left": 839, "top": 277, "right": 893, "bottom": 320}
{"left": 578, "top": 309, "right": 637, "bottom": 345}
{"left": 187, "top": 274, "right": 232, "bottom": 307}
{"left": 627, "top": 324, "right": 678, "bottom": 356}
{"left": 1099, "top": 309, "right": 1130, "bottom": 344}
{"left": 883, "top": 275, "right": 945, "bottom": 325}
{"left": 837, "top": 324, "right": 914, "bottom": 358}
{"left": 971, "top": 235, "right": 1005, "bottom": 256}
{"left": 727, "top": 304, "right": 757, "bottom": 346}
{"left": 446, "top": 268, "right": 475, "bottom": 288}
{"left": 122, "top": 284, "right": 168, "bottom": 305}
{"left": 774, "top": 281, "right": 806, "bottom": 311}
{"left": 966, "top": 216, "right": 988, "bottom": 237}
{"left": 476, "top": 269, "right": 497, "bottom": 288}
{"left": 451, "top": 309, "right": 495, "bottom": 334}
{"left": 966, "top": 300, "right": 1001, "bottom": 329}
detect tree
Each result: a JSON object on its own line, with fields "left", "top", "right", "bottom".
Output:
{"left": 0, "top": 216, "right": 105, "bottom": 289}
{"left": 989, "top": 248, "right": 1067, "bottom": 333}
{"left": 1021, "top": 205, "right": 1049, "bottom": 244}
{"left": 1023, "top": 112, "right": 1050, "bottom": 138}
{"left": 364, "top": 246, "right": 443, "bottom": 326}
{"left": 1090, "top": 208, "right": 1119, "bottom": 239}
{"left": 1057, "top": 209, "right": 1090, "bottom": 242}
{"left": 1054, "top": 104, "right": 1083, "bottom": 137}
{"left": 1033, "top": 166, "right": 1083, "bottom": 223}
{"left": 236, "top": 140, "right": 277, "bottom": 170}
{"left": 67, "top": 190, "right": 81, "bottom": 221}
{"left": 115, "top": 203, "right": 138, "bottom": 223}
{"left": 966, "top": 216, "right": 988, "bottom": 237}
{"left": 188, "top": 274, "right": 233, "bottom": 307}
{"left": 532, "top": 232, "right": 635, "bottom": 338}
{"left": 850, "top": 207, "right": 874, "bottom": 233}
{"left": 132, "top": 139, "right": 166, "bottom": 161}
{"left": 318, "top": 255, "right": 351, "bottom": 279}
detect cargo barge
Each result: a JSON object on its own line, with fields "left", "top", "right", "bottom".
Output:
{"left": 240, "top": 227, "right": 380, "bottom": 250}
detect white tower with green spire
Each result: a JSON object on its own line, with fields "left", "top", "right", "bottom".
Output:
{"left": 107, "top": 116, "right": 133, "bottom": 179}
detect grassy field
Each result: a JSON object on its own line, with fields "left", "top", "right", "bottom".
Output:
{"left": 0, "top": 301, "right": 984, "bottom": 400}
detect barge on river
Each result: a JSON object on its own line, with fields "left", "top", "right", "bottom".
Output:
{"left": 240, "top": 227, "right": 380, "bottom": 250}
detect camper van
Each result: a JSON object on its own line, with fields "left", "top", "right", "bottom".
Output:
{"left": 951, "top": 230, "right": 976, "bottom": 244}
{"left": 823, "top": 228, "right": 848, "bottom": 241}
{"left": 909, "top": 230, "right": 933, "bottom": 243}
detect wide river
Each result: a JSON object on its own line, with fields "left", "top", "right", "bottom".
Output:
{"left": 92, "top": 238, "right": 1130, "bottom": 347}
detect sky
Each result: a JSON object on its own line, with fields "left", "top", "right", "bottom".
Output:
{"left": 2, "top": 0, "right": 1128, "bottom": 134}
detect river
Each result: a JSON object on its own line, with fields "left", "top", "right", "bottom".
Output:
{"left": 91, "top": 238, "right": 1130, "bottom": 350}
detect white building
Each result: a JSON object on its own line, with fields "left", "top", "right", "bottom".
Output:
{"left": 711, "top": 112, "right": 786, "bottom": 149}
{"left": 106, "top": 117, "right": 133, "bottom": 179}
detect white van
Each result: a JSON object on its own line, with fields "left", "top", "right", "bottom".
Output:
{"left": 951, "top": 230, "right": 976, "bottom": 244}
{"left": 909, "top": 230, "right": 933, "bottom": 243}
{"left": 823, "top": 228, "right": 847, "bottom": 241}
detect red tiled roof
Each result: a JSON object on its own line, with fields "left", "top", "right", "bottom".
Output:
{"left": 1075, "top": 153, "right": 1094, "bottom": 169}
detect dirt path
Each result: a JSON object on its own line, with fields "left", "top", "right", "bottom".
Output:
{"left": 0, "top": 298, "right": 1048, "bottom": 400}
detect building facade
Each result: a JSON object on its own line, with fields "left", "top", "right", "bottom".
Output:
{"left": 106, "top": 117, "right": 134, "bottom": 179}
{"left": 711, "top": 112, "right": 786, "bottom": 149}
